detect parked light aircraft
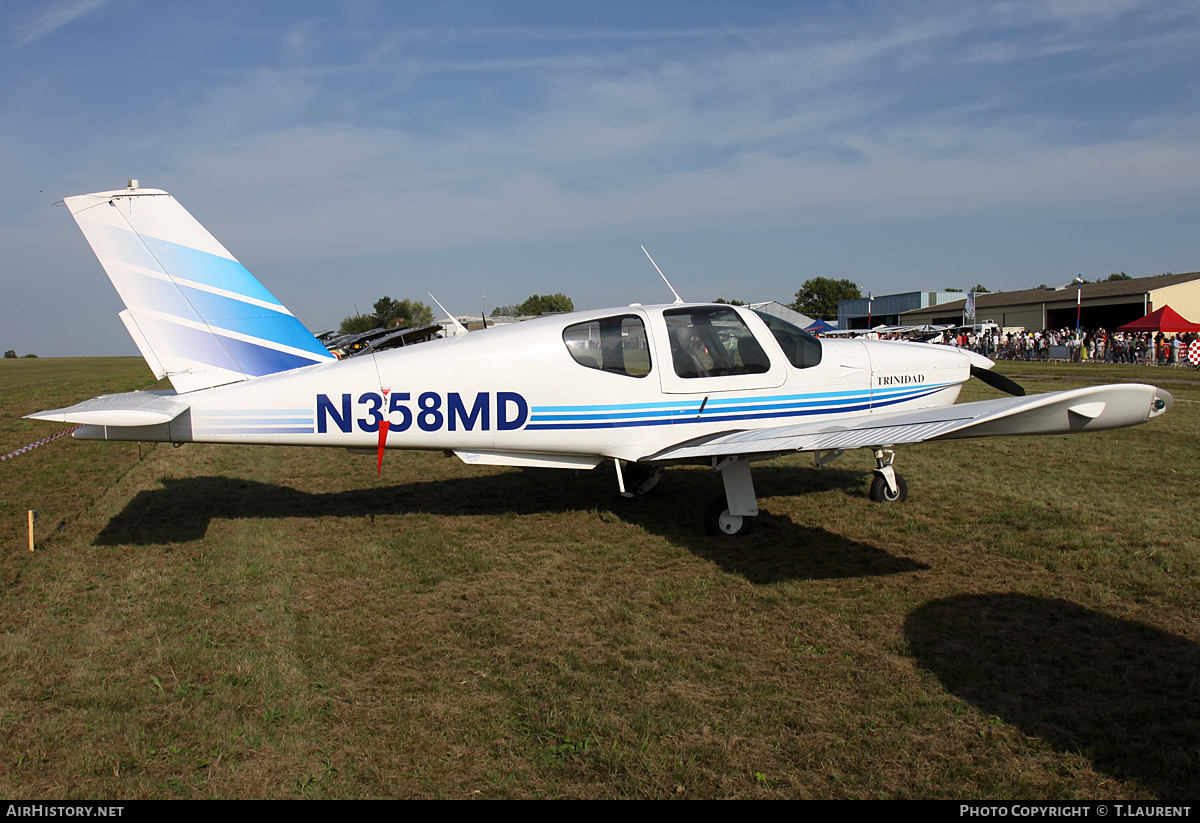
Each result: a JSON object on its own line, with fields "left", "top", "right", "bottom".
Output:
{"left": 30, "top": 183, "right": 1174, "bottom": 535}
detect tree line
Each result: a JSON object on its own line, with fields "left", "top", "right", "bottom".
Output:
{"left": 491, "top": 294, "right": 574, "bottom": 316}
{"left": 339, "top": 293, "right": 577, "bottom": 335}
{"left": 339, "top": 297, "right": 436, "bottom": 336}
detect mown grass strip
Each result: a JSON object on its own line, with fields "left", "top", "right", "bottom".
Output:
{"left": 1, "top": 357, "right": 1195, "bottom": 798}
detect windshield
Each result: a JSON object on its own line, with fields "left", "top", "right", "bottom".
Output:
{"left": 663, "top": 306, "right": 771, "bottom": 378}
{"left": 752, "top": 310, "right": 823, "bottom": 369}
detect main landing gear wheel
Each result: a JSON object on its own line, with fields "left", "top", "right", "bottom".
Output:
{"left": 869, "top": 474, "right": 908, "bottom": 503}
{"left": 705, "top": 495, "right": 753, "bottom": 536}
{"left": 620, "top": 464, "right": 663, "bottom": 499}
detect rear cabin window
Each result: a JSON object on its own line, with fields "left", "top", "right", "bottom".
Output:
{"left": 752, "top": 310, "right": 823, "bottom": 369}
{"left": 663, "top": 306, "right": 772, "bottom": 378}
{"left": 563, "top": 315, "right": 651, "bottom": 377}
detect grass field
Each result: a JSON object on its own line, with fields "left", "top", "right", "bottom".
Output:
{"left": 2, "top": 356, "right": 1198, "bottom": 799}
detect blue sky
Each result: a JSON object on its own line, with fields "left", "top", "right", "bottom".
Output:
{"left": 4, "top": 0, "right": 1200, "bottom": 355}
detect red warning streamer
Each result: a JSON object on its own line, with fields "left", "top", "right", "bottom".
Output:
{"left": 376, "top": 387, "right": 391, "bottom": 475}
{"left": 376, "top": 419, "right": 390, "bottom": 476}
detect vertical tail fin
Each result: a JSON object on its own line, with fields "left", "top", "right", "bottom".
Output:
{"left": 64, "top": 183, "right": 334, "bottom": 393}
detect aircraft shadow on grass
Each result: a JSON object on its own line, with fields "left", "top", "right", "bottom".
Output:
{"left": 93, "top": 464, "right": 927, "bottom": 584}
{"left": 906, "top": 593, "right": 1200, "bottom": 800}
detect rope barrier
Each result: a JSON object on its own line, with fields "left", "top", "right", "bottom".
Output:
{"left": 1, "top": 425, "right": 83, "bottom": 462}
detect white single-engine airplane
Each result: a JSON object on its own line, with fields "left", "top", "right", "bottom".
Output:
{"left": 30, "top": 183, "right": 1174, "bottom": 535}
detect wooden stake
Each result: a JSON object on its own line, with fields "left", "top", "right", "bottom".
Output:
{"left": 27, "top": 510, "right": 36, "bottom": 552}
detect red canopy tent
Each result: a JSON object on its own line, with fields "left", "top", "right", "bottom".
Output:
{"left": 1116, "top": 305, "right": 1200, "bottom": 333}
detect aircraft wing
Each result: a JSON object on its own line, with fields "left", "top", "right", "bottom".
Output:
{"left": 646, "top": 383, "right": 1173, "bottom": 462}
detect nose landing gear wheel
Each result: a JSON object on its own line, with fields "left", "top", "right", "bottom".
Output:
{"left": 869, "top": 474, "right": 908, "bottom": 503}
{"left": 705, "top": 495, "right": 753, "bottom": 536}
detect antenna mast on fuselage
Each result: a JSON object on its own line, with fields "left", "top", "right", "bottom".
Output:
{"left": 641, "top": 245, "right": 684, "bottom": 305}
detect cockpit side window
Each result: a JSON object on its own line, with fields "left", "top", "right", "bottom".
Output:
{"left": 563, "top": 315, "right": 651, "bottom": 377}
{"left": 663, "top": 307, "right": 772, "bottom": 378}
{"left": 752, "top": 310, "right": 823, "bottom": 369}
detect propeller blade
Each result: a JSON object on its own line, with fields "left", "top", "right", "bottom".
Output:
{"left": 971, "top": 365, "right": 1026, "bottom": 397}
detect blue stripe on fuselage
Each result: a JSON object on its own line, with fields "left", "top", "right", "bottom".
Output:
{"left": 524, "top": 385, "right": 952, "bottom": 431}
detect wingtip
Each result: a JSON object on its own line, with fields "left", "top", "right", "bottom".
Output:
{"left": 1151, "top": 388, "right": 1173, "bottom": 418}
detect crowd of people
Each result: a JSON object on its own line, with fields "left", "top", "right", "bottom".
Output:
{"left": 943, "top": 327, "right": 1198, "bottom": 365}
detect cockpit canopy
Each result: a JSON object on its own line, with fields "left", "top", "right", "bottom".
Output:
{"left": 561, "top": 304, "right": 822, "bottom": 379}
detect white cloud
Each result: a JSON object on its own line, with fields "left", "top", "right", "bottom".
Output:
{"left": 11, "top": 0, "right": 108, "bottom": 50}
{"left": 30, "top": 5, "right": 1200, "bottom": 234}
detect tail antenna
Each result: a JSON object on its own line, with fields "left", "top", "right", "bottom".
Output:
{"left": 641, "top": 245, "right": 684, "bottom": 305}
{"left": 428, "top": 293, "right": 467, "bottom": 334}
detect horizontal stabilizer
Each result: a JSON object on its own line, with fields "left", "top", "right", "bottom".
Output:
{"left": 26, "top": 391, "right": 190, "bottom": 427}
{"left": 649, "top": 384, "right": 1173, "bottom": 461}
{"left": 64, "top": 184, "right": 334, "bottom": 393}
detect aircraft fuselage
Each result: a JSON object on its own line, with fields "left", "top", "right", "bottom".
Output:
{"left": 76, "top": 304, "right": 976, "bottom": 469}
